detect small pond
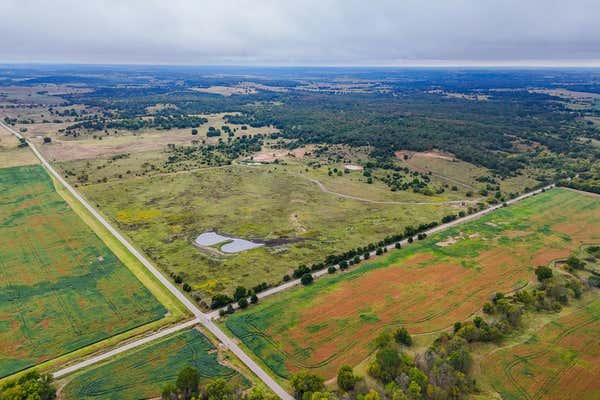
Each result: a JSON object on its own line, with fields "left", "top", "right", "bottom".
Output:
{"left": 194, "top": 231, "right": 263, "bottom": 253}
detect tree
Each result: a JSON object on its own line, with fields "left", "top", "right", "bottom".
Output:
{"left": 205, "top": 378, "right": 234, "bottom": 400}
{"left": 407, "top": 381, "right": 422, "bottom": 400}
{"left": 290, "top": 371, "right": 325, "bottom": 399}
{"left": 566, "top": 256, "right": 584, "bottom": 271}
{"left": 301, "top": 273, "right": 314, "bottom": 285}
{"left": 0, "top": 371, "right": 56, "bottom": 400}
{"left": 238, "top": 297, "right": 249, "bottom": 309}
{"left": 535, "top": 265, "right": 553, "bottom": 281}
{"left": 250, "top": 294, "right": 259, "bottom": 304}
{"left": 191, "top": 128, "right": 198, "bottom": 135}
{"left": 337, "top": 365, "right": 356, "bottom": 392}
{"left": 43, "top": 136, "right": 52, "bottom": 144}
{"left": 176, "top": 366, "right": 199, "bottom": 400}
{"left": 233, "top": 286, "right": 248, "bottom": 301}
{"left": 363, "top": 390, "right": 381, "bottom": 400}
{"left": 243, "top": 386, "right": 278, "bottom": 400}
{"left": 211, "top": 294, "right": 233, "bottom": 309}
{"left": 394, "top": 327, "right": 413, "bottom": 346}
{"left": 161, "top": 383, "right": 178, "bottom": 400}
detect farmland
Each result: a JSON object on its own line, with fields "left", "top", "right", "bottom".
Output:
{"left": 0, "top": 165, "right": 166, "bottom": 378}
{"left": 477, "top": 294, "right": 600, "bottom": 400}
{"left": 0, "top": 126, "right": 38, "bottom": 168}
{"left": 74, "top": 162, "right": 465, "bottom": 298}
{"left": 223, "top": 188, "right": 600, "bottom": 379}
{"left": 61, "top": 328, "right": 246, "bottom": 400}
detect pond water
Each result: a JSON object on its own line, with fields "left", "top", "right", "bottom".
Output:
{"left": 194, "top": 231, "right": 263, "bottom": 253}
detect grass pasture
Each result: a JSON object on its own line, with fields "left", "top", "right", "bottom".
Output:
{"left": 224, "top": 188, "right": 600, "bottom": 379}
{"left": 77, "top": 164, "right": 461, "bottom": 297}
{"left": 0, "top": 126, "right": 38, "bottom": 168}
{"left": 479, "top": 295, "right": 600, "bottom": 400}
{"left": 61, "top": 328, "right": 245, "bottom": 400}
{"left": 0, "top": 165, "right": 166, "bottom": 378}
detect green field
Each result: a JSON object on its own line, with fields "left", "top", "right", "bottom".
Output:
{"left": 0, "top": 165, "right": 166, "bottom": 378}
{"left": 61, "top": 328, "right": 245, "bottom": 400}
{"left": 223, "top": 188, "right": 600, "bottom": 379}
{"left": 76, "top": 163, "right": 464, "bottom": 298}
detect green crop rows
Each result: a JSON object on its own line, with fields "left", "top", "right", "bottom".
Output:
{"left": 0, "top": 165, "right": 165, "bottom": 378}
{"left": 62, "top": 329, "right": 245, "bottom": 400}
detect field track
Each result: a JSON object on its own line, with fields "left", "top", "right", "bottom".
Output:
{"left": 0, "top": 119, "right": 294, "bottom": 400}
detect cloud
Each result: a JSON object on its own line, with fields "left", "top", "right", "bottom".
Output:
{"left": 1, "top": 0, "right": 599, "bottom": 65}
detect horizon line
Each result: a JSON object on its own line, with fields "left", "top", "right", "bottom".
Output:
{"left": 2, "top": 60, "right": 600, "bottom": 69}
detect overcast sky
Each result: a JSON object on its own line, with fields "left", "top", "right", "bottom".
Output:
{"left": 2, "top": 0, "right": 600, "bottom": 66}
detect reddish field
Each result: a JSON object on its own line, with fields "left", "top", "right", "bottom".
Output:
{"left": 226, "top": 188, "right": 600, "bottom": 379}
{"left": 481, "top": 295, "right": 600, "bottom": 400}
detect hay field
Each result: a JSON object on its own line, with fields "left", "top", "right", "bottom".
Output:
{"left": 0, "top": 165, "right": 165, "bottom": 378}
{"left": 61, "top": 328, "right": 245, "bottom": 400}
{"left": 224, "top": 188, "right": 600, "bottom": 379}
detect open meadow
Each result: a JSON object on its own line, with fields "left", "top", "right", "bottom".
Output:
{"left": 223, "top": 188, "right": 600, "bottom": 379}
{"left": 0, "top": 165, "right": 166, "bottom": 378}
{"left": 60, "top": 328, "right": 246, "bottom": 400}
{"left": 0, "top": 126, "right": 38, "bottom": 168}
{"left": 75, "top": 163, "right": 465, "bottom": 298}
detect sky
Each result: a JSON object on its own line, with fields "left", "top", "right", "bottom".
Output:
{"left": 2, "top": 0, "right": 600, "bottom": 66}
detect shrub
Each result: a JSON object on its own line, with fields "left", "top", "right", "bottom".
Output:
{"left": 210, "top": 294, "right": 233, "bottom": 309}
{"left": 328, "top": 266, "right": 337, "bottom": 274}
{"left": 337, "top": 365, "right": 356, "bottom": 392}
{"left": 301, "top": 273, "right": 314, "bottom": 285}
{"left": 535, "top": 265, "right": 553, "bottom": 281}
{"left": 393, "top": 327, "right": 412, "bottom": 346}
{"left": 238, "top": 298, "right": 249, "bottom": 309}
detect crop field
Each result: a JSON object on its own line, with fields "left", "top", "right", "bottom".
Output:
{"left": 224, "top": 188, "right": 600, "bottom": 379}
{"left": 0, "top": 165, "right": 165, "bottom": 378}
{"left": 76, "top": 164, "right": 461, "bottom": 297}
{"left": 479, "top": 295, "right": 600, "bottom": 400}
{"left": 61, "top": 328, "right": 245, "bottom": 400}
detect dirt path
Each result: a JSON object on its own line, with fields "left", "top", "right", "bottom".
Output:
{"left": 0, "top": 119, "right": 294, "bottom": 400}
{"left": 302, "top": 175, "right": 479, "bottom": 205}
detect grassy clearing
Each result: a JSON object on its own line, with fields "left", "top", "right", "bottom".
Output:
{"left": 224, "top": 188, "right": 600, "bottom": 379}
{"left": 477, "top": 293, "right": 600, "bottom": 400}
{"left": 0, "top": 127, "right": 38, "bottom": 168}
{"left": 399, "top": 151, "right": 540, "bottom": 195}
{"left": 60, "top": 328, "right": 246, "bottom": 400}
{"left": 0, "top": 165, "right": 166, "bottom": 378}
{"left": 75, "top": 164, "right": 461, "bottom": 298}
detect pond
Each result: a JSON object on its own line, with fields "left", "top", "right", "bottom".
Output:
{"left": 194, "top": 231, "right": 263, "bottom": 253}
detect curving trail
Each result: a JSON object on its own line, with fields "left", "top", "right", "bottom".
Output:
{"left": 0, "top": 120, "right": 294, "bottom": 400}
{"left": 302, "top": 175, "right": 479, "bottom": 205}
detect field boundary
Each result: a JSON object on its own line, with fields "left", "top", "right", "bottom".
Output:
{"left": 0, "top": 119, "right": 294, "bottom": 400}
{"left": 208, "top": 183, "right": 555, "bottom": 318}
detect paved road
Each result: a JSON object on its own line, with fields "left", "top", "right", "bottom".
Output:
{"left": 53, "top": 319, "right": 200, "bottom": 378}
{"left": 0, "top": 121, "right": 293, "bottom": 400}
{"left": 208, "top": 182, "right": 555, "bottom": 317}
{"left": 2, "top": 119, "right": 553, "bottom": 399}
